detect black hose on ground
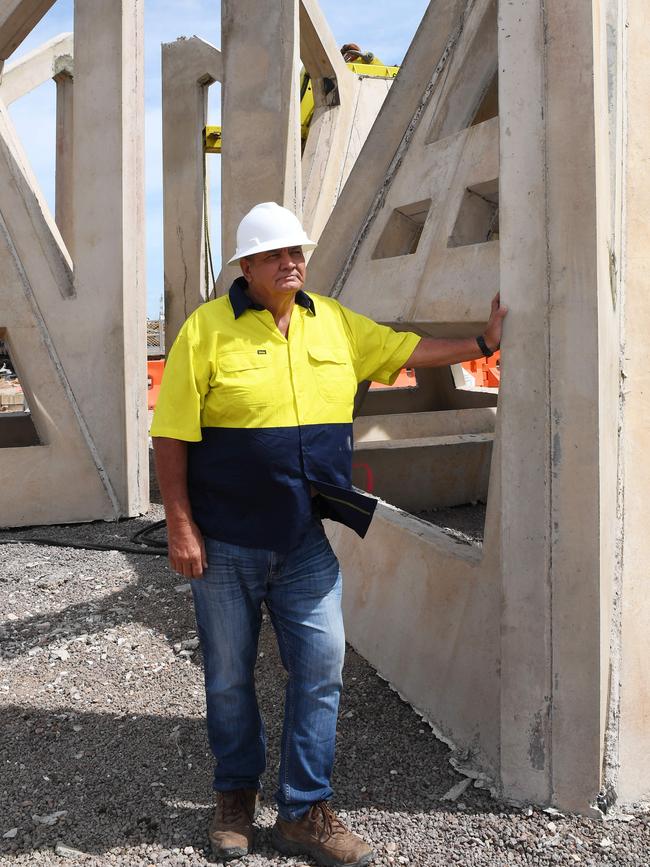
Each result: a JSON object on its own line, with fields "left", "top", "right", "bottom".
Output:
{"left": 0, "top": 519, "right": 169, "bottom": 556}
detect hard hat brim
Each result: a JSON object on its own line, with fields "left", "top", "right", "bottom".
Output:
{"left": 227, "top": 236, "right": 318, "bottom": 265}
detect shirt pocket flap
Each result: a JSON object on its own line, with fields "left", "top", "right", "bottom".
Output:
{"left": 307, "top": 346, "right": 349, "bottom": 365}
{"left": 218, "top": 351, "right": 272, "bottom": 373}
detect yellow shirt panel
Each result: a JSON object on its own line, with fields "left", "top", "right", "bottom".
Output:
{"left": 150, "top": 292, "right": 420, "bottom": 437}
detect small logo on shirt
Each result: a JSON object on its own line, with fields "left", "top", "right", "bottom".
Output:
{"left": 257, "top": 349, "right": 267, "bottom": 355}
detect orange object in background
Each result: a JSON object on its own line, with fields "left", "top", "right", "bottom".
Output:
{"left": 461, "top": 350, "right": 500, "bottom": 388}
{"left": 147, "top": 359, "right": 165, "bottom": 410}
{"left": 369, "top": 367, "right": 417, "bottom": 390}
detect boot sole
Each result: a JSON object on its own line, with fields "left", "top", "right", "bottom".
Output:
{"left": 209, "top": 841, "right": 250, "bottom": 860}
{"left": 271, "top": 827, "right": 373, "bottom": 867}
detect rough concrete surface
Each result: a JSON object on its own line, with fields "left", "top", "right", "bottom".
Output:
{"left": 415, "top": 503, "right": 486, "bottom": 548}
{"left": 1, "top": 493, "right": 649, "bottom": 867}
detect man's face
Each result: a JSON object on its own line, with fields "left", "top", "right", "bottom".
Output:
{"left": 241, "top": 246, "right": 306, "bottom": 297}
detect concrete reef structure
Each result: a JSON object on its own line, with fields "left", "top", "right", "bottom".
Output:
{"left": 0, "top": 0, "right": 648, "bottom": 817}
{"left": 161, "top": 0, "right": 650, "bottom": 813}
{"left": 307, "top": 0, "right": 650, "bottom": 813}
{"left": 0, "top": 0, "right": 147, "bottom": 524}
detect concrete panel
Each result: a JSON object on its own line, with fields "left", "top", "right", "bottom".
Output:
{"left": 307, "top": 0, "right": 492, "bottom": 314}
{"left": 329, "top": 498, "right": 501, "bottom": 776}
{"left": 161, "top": 36, "right": 222, "bottom": 350}
{"left": 327, "top": 0, "right": 500, "bottom": 328}
{"left": 0, "top": 0, "right": 57, "bottom": 62}
{"left": 221, "top": 0, "right": 302, "bottom": 275}
{"left": 498, "top": 0, "right": 614, "bottom": 813}
{"left": 70, "top": 0, "right": 148, "bottom": 516}
{"left": 0, "top": 32, "right": 72, "bottom": 104}
{"left": 0, "top": 141, "right": 117, "bottom": 525}
{"left": 309, "top": 0, "right": 641, "bottom": 814}
{"left": 615, "top": 0, "right": 650, "bottom": 805}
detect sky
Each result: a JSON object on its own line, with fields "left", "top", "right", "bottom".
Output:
{"left": 6, "top": 0, "right": 429, "bottom": 317}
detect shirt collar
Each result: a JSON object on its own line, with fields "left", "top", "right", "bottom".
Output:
{"left": 228, "top": 276, "right": 316, "bottom": 319}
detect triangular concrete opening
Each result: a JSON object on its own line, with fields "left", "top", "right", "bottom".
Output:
{"left": 0, "top": 330, "right": 40, "bottom": 447}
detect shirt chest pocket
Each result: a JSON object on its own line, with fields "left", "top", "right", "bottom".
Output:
{"left": 215, "top": 351, "right": 276, "bottom": 408}
{"left": 307, "top": 345, "right": 356, "bottom": 405}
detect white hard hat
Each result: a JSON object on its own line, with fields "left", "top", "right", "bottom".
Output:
{"left": 227, "top": 202, "right": 317, "bottom": 265}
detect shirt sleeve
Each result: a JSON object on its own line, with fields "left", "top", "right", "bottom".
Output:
{"left": 149, "top": 313, "right": 211, "bottom": 441}
{"left": 336, "top": 302, "right": 421, "bottom": 385}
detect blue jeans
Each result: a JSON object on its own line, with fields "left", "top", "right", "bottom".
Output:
{"left": 190, "top": 517, "right": 345, "bottom": 820}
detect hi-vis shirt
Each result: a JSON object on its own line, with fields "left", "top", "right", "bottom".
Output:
{"left": 151, "top": 277, "right": 421, "bottom": 552}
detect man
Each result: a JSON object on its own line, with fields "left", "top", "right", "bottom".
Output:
{"left": 152, "top": 202, "right": 506, "bottom": 867}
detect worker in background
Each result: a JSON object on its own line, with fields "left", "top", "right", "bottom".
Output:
{"left": 151, "top": 202, "right": 507, "bottom": 867}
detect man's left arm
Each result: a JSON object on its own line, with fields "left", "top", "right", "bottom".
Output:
{"left": 405, "top": 293, "right": 507, "bottom": 368}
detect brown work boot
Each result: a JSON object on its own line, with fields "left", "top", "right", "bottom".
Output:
{"left": 208, "top": 788, "right": 259, "bottom": 860}
{"left": 272, "top": 801, "right": 373, "bottom": 867}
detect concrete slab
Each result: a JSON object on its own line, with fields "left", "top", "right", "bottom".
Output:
{"left": 354, "top": 407, "right": 497, "bottom": 443}
{"left": 328, "top": 494, "right": 501, "bottom": 777}
{"left": 299, "top": 0, "right": 393, "bottom": 241}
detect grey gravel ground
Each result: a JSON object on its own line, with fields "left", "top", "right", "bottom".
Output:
{"left": 1, "top": 482, "right": 649, "bottom": 866}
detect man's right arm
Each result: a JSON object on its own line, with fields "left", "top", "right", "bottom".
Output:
{"left": 153, "top": 437, "right": 207, "bottom": 579}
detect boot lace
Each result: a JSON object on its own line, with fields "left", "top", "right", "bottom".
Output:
{"left": 309, "top": 801, "right": 348, "bottom": 842}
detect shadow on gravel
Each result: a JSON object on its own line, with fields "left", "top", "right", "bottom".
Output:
{"left": 0, "top": 551, "right": 195, "bottom": 663}
{"left": 1, "top": 450, "right": 498, "bottom": 858}
{"left": 0, "top": 692, "right": 497, "bottom": 860}
{"left": 0, "top": 705, "right": 214, "bottom": 857}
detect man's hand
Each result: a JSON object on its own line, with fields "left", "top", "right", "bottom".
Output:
{"left": 152, "top": 436, "right": 208, "bottom": 580}
{"left": 404, "top": 292, "right": 508, "bottom": 368}
{"left": 167, "top": 518, "right": 208, "bottom": 579}
{"left": 483, "top": 292, "right": 508, "bottom": 352}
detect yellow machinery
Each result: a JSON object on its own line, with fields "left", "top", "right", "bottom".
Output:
{"left": 203, "top": 47, "right": 399, "bottom": 155}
